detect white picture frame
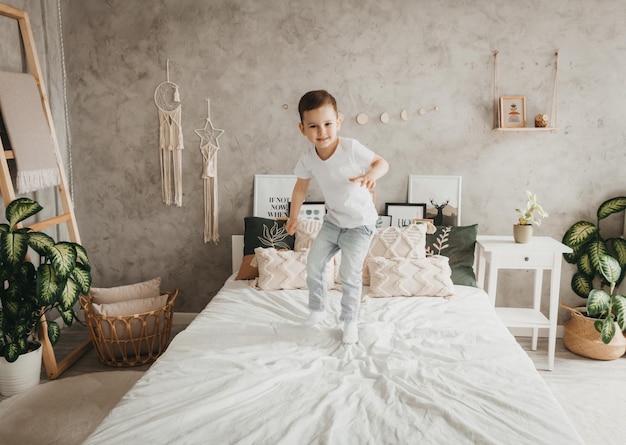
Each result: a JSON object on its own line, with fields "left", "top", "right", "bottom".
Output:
{"left": 408, "top": 175, "right": 462, "bottom": 226}
{"left": 253, "top": 174, "right": 297, "bottom": 219}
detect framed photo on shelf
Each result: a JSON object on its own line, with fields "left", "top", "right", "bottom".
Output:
{"left": 288, "top": 201, "right": 326, "bottom": 221}
{"left": 253, "top": 175, "right": 297, "bottom": 219}
{"left": 385, "top": 203, "right": 426, "bottom": 228}
{"left": 499, "top": 96, "right": 526, "bottom": 128}
{"left": 408, "top": 175, "right": 462, "bottom": 225}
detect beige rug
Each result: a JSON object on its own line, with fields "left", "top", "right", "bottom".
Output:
{"left": 0, "top": 371, "right": 142, "bottom": 445}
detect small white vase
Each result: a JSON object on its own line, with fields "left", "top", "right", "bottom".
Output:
{"left": 0, "top": 343, "right": 42, "bottom": 397}
{"left": 513, "top": 224, "right": 533, "bottom": 243}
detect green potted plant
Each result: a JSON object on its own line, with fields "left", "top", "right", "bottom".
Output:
{"left": 562, "top": 254, "right": 626, "bottom": 360}
{"left": 562, "top": 196, "right": 626, "bottom": 299}
{"left": 586, "top": 254, "right": 626, "bottom": 343}
{"left": 513, "top": 190, "right": 548, "bottom": 243}
{"left": 0, "top": 198, "right": 91, "bottom": 394}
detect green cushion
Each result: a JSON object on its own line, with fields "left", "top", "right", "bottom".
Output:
{"left": 426, "top": 224, "right": 478, "bottom": 287}
{"left": 243, "top": 217, "right": 294, "bottom": 255}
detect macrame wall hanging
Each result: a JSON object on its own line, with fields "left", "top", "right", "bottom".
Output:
{"left": 154, "top": 60, "right": 183, "bottom": 207}
{"left": 194, "top": 99, "right": 224, "bottom": 244}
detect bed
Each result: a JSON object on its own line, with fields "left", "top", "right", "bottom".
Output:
{"left": 86, "top": 222, "right": 584, "bottom": 445}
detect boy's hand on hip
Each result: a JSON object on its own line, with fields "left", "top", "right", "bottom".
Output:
{"left": 349, "top": 175, "right": 376, "bottom": 190}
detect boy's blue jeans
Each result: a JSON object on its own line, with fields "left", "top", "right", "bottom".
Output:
{"left": 306, "top": 219, "right": 373, "bottom": 322}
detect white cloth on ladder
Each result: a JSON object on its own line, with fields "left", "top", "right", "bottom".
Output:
{"left": 0, "top": 71, "right": 60, "bottom": 193}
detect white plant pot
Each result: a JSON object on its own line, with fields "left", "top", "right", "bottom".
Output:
{"left": 0, "top": 343, "right": 42, "bottom": 397}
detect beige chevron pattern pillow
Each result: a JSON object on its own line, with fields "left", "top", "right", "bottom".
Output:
{"left": 254, "top": 248, "right": 308, "bottom": 290}
{"left": 363, "top": 223, "right": 433, "bottom": 285}
{"left": 367, "top": 255, "right": 455, "bottom": 298}
{"left": 253, "top": 247, "right": 336, "bottom": 291}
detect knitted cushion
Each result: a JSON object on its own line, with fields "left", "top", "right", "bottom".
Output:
{"left": 363, "top": 223, "right": 432, "bottom": 285}
{"left": 253, "top": 247, "right": 335, "bottom": 291}
{"left": 368, "top": 255, "right": 455, "bottom": 298}
{"left": 294, "top": 219, "right": 323, "bottom": 251}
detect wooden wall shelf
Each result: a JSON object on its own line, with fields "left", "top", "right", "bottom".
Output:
{"left": 493, "top": 50, "right": 559, "bottom": 132}
{"left": 494, "top": 127, "right": 558, "bottom": 133}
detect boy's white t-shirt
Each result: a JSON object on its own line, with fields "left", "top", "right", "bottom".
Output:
{"left": 294, "top": 137, "right": 378, "bottom": 228}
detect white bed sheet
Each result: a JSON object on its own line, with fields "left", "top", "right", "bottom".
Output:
{"left": 86, "top": 278, "right": 583, "bottom": 445}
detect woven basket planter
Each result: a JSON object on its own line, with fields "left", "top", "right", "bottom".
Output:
{"left": 80, "top": 290, "right": 178, "bottom": 367}
{"left": 562, "top": 304, "right": 626, "bottom": 361}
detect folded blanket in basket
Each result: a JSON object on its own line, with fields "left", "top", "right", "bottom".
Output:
{"left": 0, "top": 71, "right": 59, "bottom": 193}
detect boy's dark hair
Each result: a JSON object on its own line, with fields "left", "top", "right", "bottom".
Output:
{"left": 298, "top": 90, "right": 337, "bottom": 122}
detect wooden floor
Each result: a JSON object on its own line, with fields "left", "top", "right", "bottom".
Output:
{"left": 39, "top": 321, "right": 189, "bottom": 380}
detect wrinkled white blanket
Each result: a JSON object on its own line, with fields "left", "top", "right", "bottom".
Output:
{"left": 87, "top": 279, "right": 583, "bottom": 445}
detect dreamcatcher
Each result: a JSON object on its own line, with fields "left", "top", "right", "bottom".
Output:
{"left": 194, "top": 99, "right": 224, "bottom": 244}
{"left": 154, "top": 60, "right": 183, "bottom": 207}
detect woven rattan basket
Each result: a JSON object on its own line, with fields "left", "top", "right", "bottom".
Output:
{"left": 80, "top": 290, "right": 178, "bottom": 367}
{"left": 561, "top": 303, "right": 626, "bottom": 361}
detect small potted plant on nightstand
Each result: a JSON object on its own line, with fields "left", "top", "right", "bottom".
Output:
{"left": 514, "top": 190, "right": 548, "bottom": 243}
{"left": 0, "top": 198, "right": 92, "bottom": 396}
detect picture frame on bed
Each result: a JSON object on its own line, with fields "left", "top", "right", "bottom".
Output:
{"left": 385, "top": 203, "right": 426, "bottom": 228}
{"left": 253, "top": 174, "right": 298, "bottom": 219}
{"left": 499, "top": 96, "right": 526, "bottom": 128}
{"left": 408, "top": 175, "right": 462, "bottom": 226}
{"left": 288, "top": 201, "right": 326, "bottom": 221}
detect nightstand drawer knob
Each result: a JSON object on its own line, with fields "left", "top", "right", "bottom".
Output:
{"left": 525, "top": 257, "right": 530, "bottom": 261}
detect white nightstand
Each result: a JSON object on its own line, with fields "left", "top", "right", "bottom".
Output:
{"left": 475, "top": 235, "right": 572, "bottom": 371}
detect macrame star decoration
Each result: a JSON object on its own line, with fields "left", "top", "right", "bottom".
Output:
{"left": 194, "top": 99, "right": 224, "bottom": 244}
{"left": 195, "top": 118, "right": 224, "bottom": 150}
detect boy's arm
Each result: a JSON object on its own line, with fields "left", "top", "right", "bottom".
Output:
{"left": 286, "top": 178, "right": 310, "bottom": 235}
{"left": 349, "top": 154, "right": 389, "bottom": 190}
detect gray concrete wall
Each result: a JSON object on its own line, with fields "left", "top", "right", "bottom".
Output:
{"left": 3, "top": 1, "right": 626, "bottom": 318}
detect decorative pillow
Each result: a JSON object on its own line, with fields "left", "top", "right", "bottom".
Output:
{"left": 253, "top": 247, "right": 334, "bottom": 291}
{"left": 368, "top": 256, "right": 455, "bottom": 298}
{"left": 425, "top": 224, "right": 478, "bottom": 287}
{"left": 294, "top": 219, "right": 323, "bottom": 251}
{"left": 91, "top": 294, "right": 169, "bottom": 316}
{"left": 362, "top": 223, "right": 430, "bottom": 285}
{"left": 90, "top": 277, "right": 161, "bottom": 304}
{"left": 235, "top": 217, "right": 295, "bottom": 280}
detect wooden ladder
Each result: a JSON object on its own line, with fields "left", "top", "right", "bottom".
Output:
{"left": 0, "top": 3, "right": 92, "bottom": 379}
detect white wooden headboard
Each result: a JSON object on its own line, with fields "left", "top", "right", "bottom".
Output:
{"left": 232, "top": 235, "right": 244, "bottom": 274}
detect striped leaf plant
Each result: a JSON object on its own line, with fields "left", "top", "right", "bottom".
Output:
{"left": 586, "top": 254, "right": 626, "bottom": 344}
{"left": 0, "top": 198, "right": 92, "bottom": 362}
{"left": 562, "top": 196, "right": 626, "bottom": 300}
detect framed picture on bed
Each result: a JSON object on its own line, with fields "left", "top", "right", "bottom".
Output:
{"left": 385, "top": 203, "right": 426, "bottom": 228}
{"left": 253, "top": 175, "right": 297, "bottom": 219}
{"left": 408, "top": 175, "right": 462, "bottom": 226}
{"left": 499, "top": 96, "right": 526, "bottom": 128}
{"left": 288, "top": 201, "right": 326, "bottom": 221}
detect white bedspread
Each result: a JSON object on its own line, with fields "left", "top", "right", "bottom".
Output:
{"left": 86, "top": 279, "right": 584, "bottom": 445}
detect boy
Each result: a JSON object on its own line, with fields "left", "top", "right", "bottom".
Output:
{"left": 286, "top": 90, "right": 389, "bottom": 344}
